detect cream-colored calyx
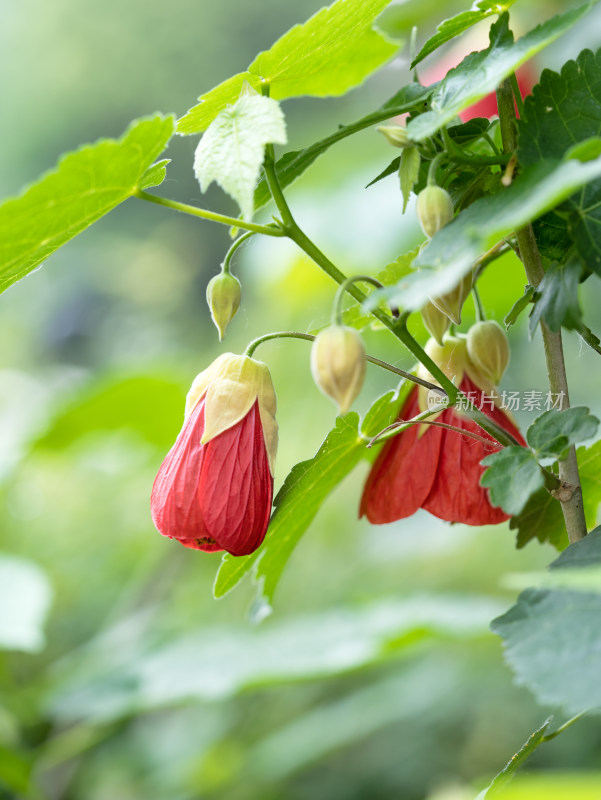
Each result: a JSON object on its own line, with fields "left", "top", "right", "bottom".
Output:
{"left": 185, "top": 353, "right": 278, "bottom": 474}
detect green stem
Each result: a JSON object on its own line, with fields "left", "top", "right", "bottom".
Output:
{"left": 261, "top": 155, "right": 459, "bottom": 403}
{"left": 222, "top": 231, "right": 255, "bottom": 274}
{"left": 442, "top": 126, "right": 509, "bottom": 166}
{"left": 370, "top": 416, "right": 497, "bottom": 448}
{"left": 497, "top": 78, "right": 587, "bottom": 543}
{"left": 244, "top": 330, "right": 446, "bottom": 394}
{"left": 134, "top": 190, "right": 284, "bottom": 237}
{"left": 472, "top": 283, "right": 486, "bottom": 322}
{"left": 427, "top": 152, "right": 446, "bottom": 185}
{"left": 510, "top": 71, "right": 525, "bottom": 118}
{"left": 333, "top": 276, "right": 384, "bottom": 325}
{"left": 365, "top": 404, "right": 449, "bottom": 446}
{"left": 541, "top": 712, "right": 585, "bottom": 742}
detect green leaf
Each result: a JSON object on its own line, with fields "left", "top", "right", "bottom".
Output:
{"left": 518, "top": 48, "right": 601, "bottom": 274}
{"left": 504, "top": 285, "right": 534, "bottom": 328}
{"left": 193, "top": 92, "right": 286, "bottom": 220}
{"left": 254, "top": 83, "right": 432, "bottom": 211}
{"left": 341, "top": 249, "right": 419, "bottom": 332}
{"left": 178, "top": 0, "right": 400, "bottom": 135}
{"left": 0, "top": 556, "right": 52, "bottom": 653}
{"left": 526, "top": 407, "right": 599, "bottom": 462}
{"left": 0, "top": 114, "right": 175, "bottom": 295}
{"left": 49, "top": 593, "right": 503, "bottom": 723}
{"left": 532, "top": 211, "right": 573, "bottom": 262}
{"left": 511, "top": 439, "right": 601, "bottom": 550}
{"left": 400, "top": 146, "right": 422, "bottom": 213}
{"left": 372, "top": 156, "right": 601, "bottom": 312}
{"left": 411, "top": 1, "right": 517, "bottom": 68}
{"left": 138, "top": 158, "right": 171, "bottom": 190}
{"left": 476, "top": 717, "right": 553, "bottom": 799}
{"left": 480, "top": 447, "right": 544, "bottom": 516}
{"left": 365, "top": 156, "right": 400, "bottom": 189}
{"left": 491, "top": 525, "right": 601, "bottom": 714}
{"left": 407, "top": 6, "right": 594, "bottom": 142}
{"left": 446, "top": 117, "right": 491, "bottom": 146}
{"left": 214, "top": 390, "right": 405, "bottom": 611}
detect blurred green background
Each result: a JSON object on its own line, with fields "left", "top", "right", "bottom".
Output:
{"left": 1, "top": 0, "right": 601, "bottom": 798}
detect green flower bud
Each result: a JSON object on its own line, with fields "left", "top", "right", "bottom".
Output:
{"left": 416, "top": 185, "right": 454, "bottom": 238}
{"left": 420, "top": 300, "right": 451, "bottom": 346}
{"left": 430, "top": 272, "right": 473, "bottom": 325}
{"left": 206, "top": 272, "right": 241, "bottom": 341}
{"left": 466, "top": 320, "right": 510, "bottom": 385}
{"left": 311, "top": 325, "right": 366, "bottom": 414}
{"left": 377, "top": 125, "right": 411, "bottom": 148}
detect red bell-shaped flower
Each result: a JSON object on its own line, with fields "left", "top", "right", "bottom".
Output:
{"left": 360, "top": 336, "right": 526, "bottom": 527}
{"left": 151, "top": 353, "right": 277, "bottom": 556}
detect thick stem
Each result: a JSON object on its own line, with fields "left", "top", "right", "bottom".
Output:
{"left": 497, "top": 79, "right": 587, "bottom": 543}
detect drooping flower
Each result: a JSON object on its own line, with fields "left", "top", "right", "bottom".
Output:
{"left": 151, "top": 353, "right": 277, "bottom": 556}
{"left": 360, "top": 335, "right": 526, "bottom": 527}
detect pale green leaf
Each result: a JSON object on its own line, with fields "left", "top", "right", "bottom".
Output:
{"left": 49, "top": 593, "right": 503, "bottom": 723}
{"left": 481, "top": 447, "right": 545, "bottom": 515}
{"left": 194, "top": 93, "right": 286, "bottom": 220}
{"left": 411, "top": 0, "right": 517, "bottom": 69}
{"left": 0, "top": 556, "right": 52, "bottom": 653}
{"left": 214, "top": 389, "right": 406, "bottom": 609}
{"left": 138, "top": 158, "right": 171, "bottom": 190}
{"left": 492, "top": 525, "right": 601, "bottom": 715}
{"left": 504, "top": 285, "right": 534, "bottom": 328}
{"left": 476, "top": 717, "right": 553, "bottom": 798}
{"left": 254, "top": 82, "right": 433, "bottom": 210}
{"left": 372, "top": 156, "right": 601, "bottom": 312}
{"left": 178, "top": 0, "right": 399, "bottom": 134}
{"left": 407, "top": 6, "right": 594, "bottom": 142}
{"left": 0, "top": 114, "right": 175, "bottom": 294}
{"left": 526, "top": 407, "right": 599, "bottom": 462}
{"left": 528, "top": 259, "right": 584, "bottom": 336}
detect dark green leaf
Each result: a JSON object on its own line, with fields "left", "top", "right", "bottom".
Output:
{"left": 504, "top": 285, "right": 534, "bottom": 329}
{"left": 365, "top": 156, "right": 400, "bottom": 188}
{"left": 518, "top": 48, "right": 601, "bottom": 274}
{"left": 0, "top": 114, "right": 175, "bottom": 294}
{"left": 531, "top": 211, "right": 573, "bottom": 262}
{"left": 407, "top": 6, "right": 593, "bottom": 142}
{"left": 411, "top": 1, "right": 517, "bottom": 68}
{"left": 492, "top": 525, "right": 601, "bottom": 714}
{"left": 527, "top": 407, "right": 599, "bottom": 462}
{"left": 446, "top": 117, "right": 491, "bottom": 146}
{"left": 254, "top": 83, "right": 432, "bottom": 210}
{"left": 511, "top": 439, "right": 601, "bottom": 550}
{"left": 178, "top": 0, "right": 400, "bottom": 134}
{"left": 476, "top": 717, "right": 553, "bottom": 798}
{"left": 529, "top": 259, "right": 584, "bottom": 335}
{"left": 372, "top": 157, "right": 601, "bottom": 312}
{"left": 481, "top": 447, "right": 544, "bottom": 516}
{"left": 214, "top": 390, "right": 404, "bottom": 610}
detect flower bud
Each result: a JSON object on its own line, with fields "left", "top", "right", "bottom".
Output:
{"left": 467, "top": 320, "right": 510, "bottom": 385}
{"left": 377, "top": 125, "right": 411, "bottom": 148}
{"left": 420, "top": 301, "right": 451, "bottom": 346}
{"left": 430, "top": 272, "right": 473, "bottom": 325}
{"left": 311, "top": 326, "right": 366, "bottom": 414}
{"left": 416, "top": 185, "right": 454, "bottom": 238}
{"left": 206, "top": 272, "right": 241, "bottom": 340}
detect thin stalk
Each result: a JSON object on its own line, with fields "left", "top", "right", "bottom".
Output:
{"left": 472, "top": 284, "right": 485, "bottom": 322}
{"left": 370, "top": 417, "right": 497, "bottom": 448}
{"left": 222, "top": 230, "right": 255, "bottom": 274}
{"left": 541, "top": 712, "right": 586, "bottom": 742}
{"left": 510, "top": 71, "right": 525, "bottom": 118}
{"left": 365, "top": 405, "right": 449, "bottom": 446}
{"left": 497, "top": 78, "right": 587, "bottom": 543}
{"left": 244, "top": 330, "right": 446, "bottom": 394}
{"left": 333, "top": 275, "right": 384, "bottom": 325}
{"left": 261, "top": 153, "right": 459, "bottom": 403}
{"left": 134, "top": 190, "right": 284, "bottom": 237}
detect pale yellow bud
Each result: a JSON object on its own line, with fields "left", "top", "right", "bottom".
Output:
{"left": 467, "top": 320, "right": 510, "bottom": 385}
{"left": 206, "top": 272, "right": 241, "bottom": 340}
{"left": 416, "top": 185, "right": 454, "bottom": 238}
{"left": 311, "top": 326, "right": 366, "bottom": 414}
{"left": 420, "top": 301, "right": 451, "bottom": 345}
{"left": 377, "top": 125, "right": 411, "bottom": 148}
{"left": 430, "top": 273, "right": 473, "bottom": 325}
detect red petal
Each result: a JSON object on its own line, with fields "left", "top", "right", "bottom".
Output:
{"left": 423, "top": 376, "right": 525, "bottom": 525}
{"left": 151, "top": 398, "right": 220, "bottom": 551}
{"left": 199, "top": 400, "right": 273, "bottom": 556}
{"left": 360, "top": 387, "right": 443, "bottom": 523}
